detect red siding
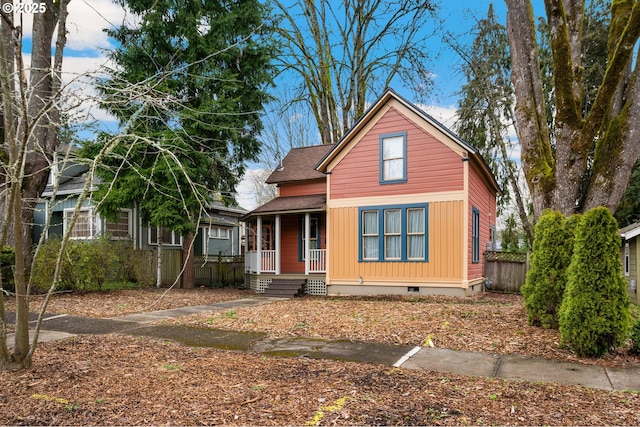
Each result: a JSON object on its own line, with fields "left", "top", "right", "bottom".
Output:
{"left": 279, "top": 179, "right": 326, "bottom": 197}
{"left": 468, "top": 161, "right": 497, "bottom": 280}
{"left": 279, "top": 213, "right": 326, "bottom": 274}
{"left": 330, "top": 107, "right": 463, "bottom": 199}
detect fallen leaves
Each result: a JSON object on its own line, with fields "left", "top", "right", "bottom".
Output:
{"left": 3, "top": 334, "right": 638, "bottom": 425}
{"left": 2, "top": 289, "right": 640, "bottom": 425}
{"left": 165, "top": 292, "right": 640, "bottom": 368}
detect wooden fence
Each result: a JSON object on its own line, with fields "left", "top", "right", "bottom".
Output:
{"left": 193, "top": 255, "right": 245, "bottom": 287}
{"left": 137, "top": 249, "right": 245, "bottom": 287}
{"left": 484, "top": 251, "right": 529, "bottom": 293}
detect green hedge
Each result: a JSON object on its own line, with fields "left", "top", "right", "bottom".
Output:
{"left": 31, "top": 238, "right": 152, "bottom": 292}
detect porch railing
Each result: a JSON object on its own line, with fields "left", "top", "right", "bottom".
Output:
{"left": 245, "top": 249, "right": 326, "bottom": 274}
{"left": 309, "top": 249, "right": 326, "bottom": 273}
{"left": 245, "top": 250, "right": 276, "bottom": 273}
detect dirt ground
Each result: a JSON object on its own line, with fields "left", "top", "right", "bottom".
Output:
{"left": 2, "top": 288, "right": 640, "bottom": 425}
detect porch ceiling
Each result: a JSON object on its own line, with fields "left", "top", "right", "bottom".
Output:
{"left": 244, "top": 194, "right": 326, "bottom": 218}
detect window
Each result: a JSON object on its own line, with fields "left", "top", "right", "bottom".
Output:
{"left": 625, "top": 242, "right": 630, "bottom": 277}
{"left": 63, "top": 208, "right": 98, "bottom": 239}
{"left": 384, "top": 209, "right": 401, "bottom": 259}
{"left": 361, "top": 210, "right": 379, "bottom": 260}
{"left": 149, "top": 227, "right": 182, "bottom": 246}
{"left": 380, "top": 132, "right": 406, "bottom": 183}
{"left": 472, "top": 208, "right": 480, "bottom": 263}
{"left": 300, "top": 217, "right": 319, "bottom": 260}
{"left": 209, "top": 226, "right": 230, "bottom": 239}
{"left": 359, "top": 204, "right": 428, "bottom": 262}
{"left": 105, "top": 210, "right": 132, "bottom": 239}
{"left": 407, "top": 208, "right": 425, "bottom": 259}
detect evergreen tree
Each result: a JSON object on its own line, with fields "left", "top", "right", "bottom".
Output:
{"left": 558, "top": 207, "right": 631, "bottom": 357}
{"left": 455, "top": 5, "right": 533, "bottom": 245}
{"left": 81, "top": 0, "right": 276, "bottom": 287}
{"left": 521, "top": 210, "right": 574, "bottom": 329}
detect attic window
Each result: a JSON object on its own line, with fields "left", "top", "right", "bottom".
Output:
{"left": 380, "top": 132, "right": 407, "bottom": 183}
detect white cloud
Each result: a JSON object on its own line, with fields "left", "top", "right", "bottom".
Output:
{"left": 18, "top": 1, "right": 126, "bottom": 51}
{"left": 418, "top": 104, "right": 459, "bottom": 129}
{"left": 65, "top": 0, "right": 129, "bottom": 51}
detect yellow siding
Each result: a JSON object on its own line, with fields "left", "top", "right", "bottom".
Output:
{"left": 327, "top": 200, "right": 464, "bottom": 286}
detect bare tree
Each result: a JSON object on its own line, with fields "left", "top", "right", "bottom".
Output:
{"left": 274, "top": 0, "right": 438, "bottom": 145}
{"left": 506, "top": 0, "right": 640, "bottom": 218}
{"left": 1, "top": 0, "right": 267, "bottom": 369}
{"left": 0, "top": 0, "right": 71, "bottom": 370}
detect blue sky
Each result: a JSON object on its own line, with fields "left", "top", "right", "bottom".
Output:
{"left": 26, "top": 0, "right": 542, "bottom": 210}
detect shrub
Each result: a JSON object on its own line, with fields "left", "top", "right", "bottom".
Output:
{"left": 558, "top": 207, "right": 632, "bottom": 357}
{"left": 0, "top": 246, "right": 16, "bottom": 293}
{"left": 31, "top": 238, "right": 149, "bottom": 292}
{"left": 631, "top": 320, "right": 640, "bottom": 354}
{"left": 521, "top": 210, "right": 575, "bottom": 329}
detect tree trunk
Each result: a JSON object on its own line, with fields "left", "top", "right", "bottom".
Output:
{"left": 0, "top": 0, "right": 70, "bottom": 371}
{"left": 181, "top": 232, "right": 195, "bottom": 288}
{"left": 156, "top": 228, "right": 163, "bottom": 288}
{"left": 506, "top": 0, "right": 556, "bottom": 218}
{"left": 506, "top": 0, "right": 640, "bottom": 219}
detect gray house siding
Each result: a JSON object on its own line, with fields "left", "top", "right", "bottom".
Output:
{"left": 620, "top": 223, "right": 640, "bottom": 305}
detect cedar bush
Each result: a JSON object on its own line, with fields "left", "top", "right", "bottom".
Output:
{"left": 521, "top": 210, "right": 575, "bottom": 329}
{"left": 558, "top": 207, "right": 632, "bottom": 357}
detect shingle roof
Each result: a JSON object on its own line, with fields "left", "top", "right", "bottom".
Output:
{"left": 265, "top": 144, "right": 334, "bottom": 184}
{"left": 244, "top": 194, "right": 326, "bottom": 218}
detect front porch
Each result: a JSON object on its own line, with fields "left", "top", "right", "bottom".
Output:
{"left": 243, "top": 199, "right": 328, "bottom": 295}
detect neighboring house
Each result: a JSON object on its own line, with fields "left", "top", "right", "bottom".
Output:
{"left": 619, "top": 222, "right": 640, "bottom": 305}
{"left": 33, "top": 158, "right": 245, "bottom": 258}
{"left": 244, "top": 88, "right": 500, "bottom": 297}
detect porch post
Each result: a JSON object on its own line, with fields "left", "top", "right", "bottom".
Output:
{"left": 304, "top": 212, "right": 310, "bottom": 275}
{"left": 244, "top": 221, "right": 249, "bottom": 255}
{"left": 275, "top": 215, "right": 281, "bottom": 275}
{"left": 256, "top": 216, "right": 262, "bottom": 275}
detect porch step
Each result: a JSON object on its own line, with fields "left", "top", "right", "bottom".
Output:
{"left": 261, "top": 279, "right": 305, "bottom": 298}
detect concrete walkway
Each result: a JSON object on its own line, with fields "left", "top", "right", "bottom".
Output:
{"left": 7, "top": 297, "right": 640, "bottom": 392}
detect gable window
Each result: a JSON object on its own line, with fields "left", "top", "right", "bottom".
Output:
{"left": 359, "top": 204, "right": 428, "bottom": 262}
{"left": 149, "top": 227, "right": 182, "bottom": 246}
{"left": 63, "top": 208, "right": 98, "bottom": 239}
{"left": 472, "top": 208, "right": 480, "bottom": 263}
{"left": 380, "top": 132, "right": 407, "bottom": 183}
{"left": 105, "top": 209, "right": 132, "bottom": 239}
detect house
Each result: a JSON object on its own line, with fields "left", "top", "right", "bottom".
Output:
{"left": 33, "top": 157, "right": 245, "bottom": 258}
{"left": 619, "top": 222, "right": 640, "bottom": 304}
{"left": 244, "top": 88, "right": 500, "bottom": 297}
